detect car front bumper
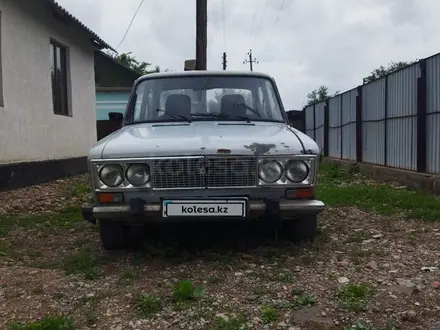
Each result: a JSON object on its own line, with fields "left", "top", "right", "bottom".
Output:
{"left": 81, "top": 199, "right": 325, "bottom": 224}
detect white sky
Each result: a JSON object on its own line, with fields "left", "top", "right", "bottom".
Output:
{"left": 57, "top": 0, "right": 440, "bottom": 109}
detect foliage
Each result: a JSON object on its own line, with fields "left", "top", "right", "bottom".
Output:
{"left": 306, "top": 85, "right": 340, "bottom": 106}
{"left": 6, "top": 315, "right": 74, "bottom": 330}
{"left": 114, "top": 52, "right": 161, "bottom": 75}
{"left": 363, "top": 60, "right": 416, "bottom": 84}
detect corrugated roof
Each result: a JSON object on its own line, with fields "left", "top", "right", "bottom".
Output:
{"left": 47, "top": 0, "right": 114, "bottom": 51}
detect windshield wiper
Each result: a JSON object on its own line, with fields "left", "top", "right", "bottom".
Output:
{"left": 156, "top": 109, "right": 192, "bottom": 122}
{"left": 236, "top": 104, "right": 262, "bottom": 118}
{"left": 192, "top": 112, "right": 252, "bottom": 123}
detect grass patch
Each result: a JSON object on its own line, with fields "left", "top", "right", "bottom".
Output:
{"left": 6, "top": 315, "right": 74, "bottom": 330}
{"left": 207, "top": 313, "right": 246, "bottom": 330}
{"left": 0, "top": 205, "right": 82, "bottom": 237}
{"left": 337, "top": 283, "right": 372, "bottom": 312}
{"left": 317, "top": 164, "right": 440, "bottom": 221}
{"left": 118, "top": 269, "right": 139, "bottom": 286}
{"left": 67, "top": 182, "right": 91, "bottom": 197}
{"left": 173, "top": 280, "right": 204, "bottom": 302}
{"left": 289, "top": 291, "right": 316, "bottom": 309}
{"left": 260, "top": 306, "right": 277, "bottom": 324}
{"left": 62, "top": 248, "right": 103, "bottom": 280}
{"left": 135, "top": 293, "right": 163, "bottom": 317}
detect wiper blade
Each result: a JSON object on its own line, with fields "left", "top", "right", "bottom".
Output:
{"left": 192, "top": 112, "right": 252, "bottom": 122}
{"left": 156, "top": 109, "right": 191, "bottom": 122}
{"left": 235, "top": 103, "right": 262, "bottom": 118}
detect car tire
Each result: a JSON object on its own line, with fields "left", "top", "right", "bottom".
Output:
{"left": 281, "top": 214, "right": 318, "bottom": 243}
{"left": 99, "top": 220, "right": 128, "bottom": 250}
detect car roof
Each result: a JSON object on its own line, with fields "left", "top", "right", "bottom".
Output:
{"left": 137, "top": 70, "right": 274, "bottom": 80}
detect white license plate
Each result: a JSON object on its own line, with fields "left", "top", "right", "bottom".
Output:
{"left": 162, "top": 199, "right": 247, "bottom": 218}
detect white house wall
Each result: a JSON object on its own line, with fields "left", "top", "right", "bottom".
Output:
{"left": 0, "top": 0, "right": 97, "bottom": 163}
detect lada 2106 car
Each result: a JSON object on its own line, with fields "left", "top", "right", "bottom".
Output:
{"left": 81, "top": 71, "right": 325, "bottom": 249}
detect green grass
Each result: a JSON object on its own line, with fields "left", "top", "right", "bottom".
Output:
{"left": 207, "top": 314, "right": 246, "bottom": 330}
{"left": 0, "top": 205, "right": 82, "bottom": 237}
{"left": 317, "top": 163, "right": 440, "bottom": 221}
{"left": 337, "top": 283, "right": 372, "bottom": 312}
{"left": 62, "top": 248, "right": 103, "bottom": 280}
{"left": 260, "top": 306, "right": 277, "bottom": 324}
{"left": 135, "top": 293, "right": 163, "bottom": 317}
{"left": 172, "top": 280, "right": 204, "bottom": 302}
{"left": 6, "top": 315, "right": 74, "bottom": 330}
{"left": 118, "top": 269, "right": 140, "bottom": 285}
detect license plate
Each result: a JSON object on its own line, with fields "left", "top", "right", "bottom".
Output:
{"left": 162, "top": 199, "right": 247, "bottom": 218}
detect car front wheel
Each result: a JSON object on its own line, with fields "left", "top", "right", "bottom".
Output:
{"left": 281, "top": 214, "right": 318, "bottom": 243}
{"left": 99, "top": 220, "right": 129, "bottom": 250}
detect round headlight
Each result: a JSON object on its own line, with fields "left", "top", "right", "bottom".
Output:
{"left": 259, "top": 160, "right": 283, "bottom": 183}
{"left": 285, "top": 160, "right": 309, "bottom": 183}
{"left": 99, "top": 165, "right": 123, "bottom": 187}
{"left": 126, "top": 164, "right": 150, "bottom": 186}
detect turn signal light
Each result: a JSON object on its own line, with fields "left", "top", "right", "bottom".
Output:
{"left": 97, "top": 192, "right": 123, "bottom": 203}
{"left": 286, "top": 188, "right": 313, "bottom": 199}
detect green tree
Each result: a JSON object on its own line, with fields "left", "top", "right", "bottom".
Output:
{"left": 114, "top": 52, "right": 160, "bottom": 75}
{"left": 306, "top": 85, "right": 340, "bottom": 106}
{"left": 363, "top": 60, "right": 416, "bottom": 84}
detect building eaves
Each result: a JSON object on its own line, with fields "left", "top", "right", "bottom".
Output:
{"left": 46, "top": 0, "right": 114, "bottom": 51}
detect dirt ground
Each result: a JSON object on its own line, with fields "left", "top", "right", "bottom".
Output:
{"left": 0, "top": 174, "right": 439, "bottom": 330}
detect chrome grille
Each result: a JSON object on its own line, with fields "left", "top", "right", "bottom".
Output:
{"left": 206, "top": 157, "right": 257, "bottom": 188}
{"left": 151, "top": 157, "right": 205, "bottom": 189}
{"left": 151, "top": 156, "right": 257, "bottom": 189}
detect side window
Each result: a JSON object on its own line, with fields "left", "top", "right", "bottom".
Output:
{"left": 50, "top": 40, "right": 70, "bottom": 116}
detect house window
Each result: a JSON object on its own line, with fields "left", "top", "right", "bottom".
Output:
{"left": 50, "top": 40, "right": 69, "bottom": 116}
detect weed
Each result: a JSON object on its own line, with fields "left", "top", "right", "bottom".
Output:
{"left": 289, "top": 292, "right": 316, "bottom": 309}
{"left": 135, "top": 293, "right": 162, "bottom": 317}
{"left": 338, "top": 283, "right": 372, "bottom": 311}
{"left": 118, "top": 270, "right": 139, "bottom": 286}
{"left": 277, "top": 272, "right": 294, "bottom": 283}
{"left": 67, "top": 182, "right": 91, "bottom": 197}
{"left": 173, "top": 280, "right": 204, "bottom": 302}
{"left": 207, "top": 313, "right": 246, "bottom": 330}
{"left": 6, "top": 315, "right": 74, "bottom": 330}
{"left": 62, "top": 248, "right": 103, "bottom": 280}
{"left": 260, "top": 306, "right": 277, "bottom": 324}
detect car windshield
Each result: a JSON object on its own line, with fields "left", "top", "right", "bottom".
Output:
{"left": 124, "top": 75, "right": 285, "bottom": 124}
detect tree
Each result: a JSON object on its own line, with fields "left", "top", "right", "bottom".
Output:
{"left": 306, "top": 85, "right": 340, "bottom": 106}
{"left": 363, "top": 60, "right": 417, "bottom": 84}
{"left": 114, "top": 52, "right": 160, "bottom": 75}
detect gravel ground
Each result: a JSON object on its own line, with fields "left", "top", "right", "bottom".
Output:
{"left": 0, "top": 175, "right": 439, "bottom": 330}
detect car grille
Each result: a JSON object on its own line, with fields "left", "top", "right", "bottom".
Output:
{"left": 151, "top": 156, "right": 257, "bottom": 189}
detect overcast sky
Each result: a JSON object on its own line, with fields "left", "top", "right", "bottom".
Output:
{"left": 57, "top": 0, "right": 440, "bottom": 109}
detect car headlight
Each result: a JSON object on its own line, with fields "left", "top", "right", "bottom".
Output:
{"left": 285, "top": 160, "right": 309, "bottom": 183}
{"left": 99, "top": 165, "right": 124, "bottom": 187}
{"left": 126, "top": 164, "right": 150, "bottom": 186}
{"left": 259, "top": 160, "right": 283, "bottom": 183}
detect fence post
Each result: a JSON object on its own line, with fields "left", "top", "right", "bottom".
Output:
{"left": 384, "top": 75, "right": 389, "bottom": 167}
{"left": 313, "top": 104, "right": 316, "bottom": 140}
{"left": 416, "top": 59, "right": 427, "bottom": 172}
{"left": 340, "top": 95, "right": 343, "bottom": 159}
{"left": 324, "top": 100, "right": 329, "bottom": 157}
{"left": 356, "top": 86, "right": 363, "bottom": 162}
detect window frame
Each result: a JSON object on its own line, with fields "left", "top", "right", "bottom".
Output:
{"left": 50, "top": 39, "right": 71, "bottom": 117}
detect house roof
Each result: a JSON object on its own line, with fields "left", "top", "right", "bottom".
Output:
{"left": 95, "top": 51, "right": 142, "bottom": 77}
{"left": 46, "top": 0, "right": 114, "bottom": 51}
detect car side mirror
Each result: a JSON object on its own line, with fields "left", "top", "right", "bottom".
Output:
{"left": 109, "top": 112, "right": 123, "bottom": 122}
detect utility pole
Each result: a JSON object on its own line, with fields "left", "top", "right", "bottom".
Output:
{"left": 222, "top": 52, "right": 227, "bottom": 70}
{"left": 243, "top": 49, "right": 259, "bottom": 71}
{"left": 195, "top": 0, "right": 207, "bottom": 70}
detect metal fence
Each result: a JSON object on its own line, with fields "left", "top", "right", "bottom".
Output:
{"left": 304, "top": 51, "right": 440, "bottom": 174}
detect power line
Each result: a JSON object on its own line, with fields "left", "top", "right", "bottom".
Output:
{"left": 261, "top": 0, "right": 285, "bottom": 52}
{"left": 256, "top": 0, "right": 269, "bottom": 40}
{"left": 250, "top": 0, "right": 260, "bottom": 44}
{"left": 211, "top": 0, "right": 220, "bottom": 44}
{"left": 115, "top": 0, "right": 145, "bottom": 50}
{"left": 221, "top": 0, "right": 227, "bottom": 51}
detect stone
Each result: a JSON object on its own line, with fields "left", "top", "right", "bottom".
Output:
{"left": 366, "top": 261, "right": 378, "bottom": 270}
{"left": 338, "top": 277, "right": 349, "bottom": 284}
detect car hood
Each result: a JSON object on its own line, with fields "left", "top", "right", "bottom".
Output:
{"left": 93, "top": 121, "right": 319, "bottom": 159}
